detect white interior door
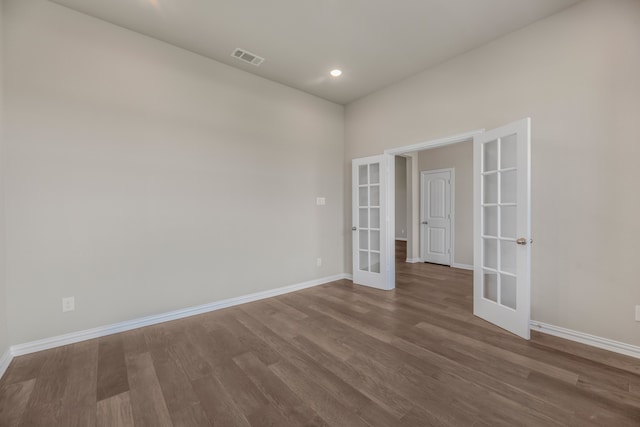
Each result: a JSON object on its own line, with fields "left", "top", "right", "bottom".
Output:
{"left": 420, "top": 170, "right": 452, "bottom": 265}
{"left": 352, "top": 155, "right": 393, "bottom": 290}
{"left": 474, "top": 118, "right": 531, "bottom": 339}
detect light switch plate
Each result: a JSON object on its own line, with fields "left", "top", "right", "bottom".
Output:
{"left": 636, "top": 305, "right": 640, "bottom": 321}
{"left": 316, "top": 197, "right": 326, "bottom": 206}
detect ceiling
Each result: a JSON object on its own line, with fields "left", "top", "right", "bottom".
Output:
{"left": 49, "top": 0, "right": 581, "bottom": 105}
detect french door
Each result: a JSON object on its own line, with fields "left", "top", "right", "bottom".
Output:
{"left": 473, "top": 118, "right": 531, "bottom": 339}
{"left": 352, "top": 155, "right": 394, "bottom": 290}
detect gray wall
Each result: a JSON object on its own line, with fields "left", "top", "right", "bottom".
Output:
{"left": 4, "top": 0, "right": 345, "bottom": 344}
{"left": 345, "top": 0, "right": 640, "bottom": 346}
{"left": 394, "top": 156, "right": 407, "bottom": 239}
{"left": 418, "top": 141, "right": 473, "bottom": 267}
{"left": 0, "top": 0, "right": 8, "bottom": 358}
{"left": 3, "top": 0, "right": 640, "bottom": 355}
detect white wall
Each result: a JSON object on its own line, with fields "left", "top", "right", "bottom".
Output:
{"left": 0, "top": 0, "right": 8, "bottom": 358}
{"left": 4, "top": 0, "right": 344, "bottom": 345}
{"left": 394, "top": 156, "right": 407, "bottom": 239}
{"left": 418, "top": 141, "right": 473, "bottom": 266}
{"left": 346, "top": 0, "right": 640, "bottom": 346}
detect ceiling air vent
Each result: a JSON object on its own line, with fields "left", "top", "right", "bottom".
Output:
{"left": 231, "top": 48, "right": 265, "bottom": 66}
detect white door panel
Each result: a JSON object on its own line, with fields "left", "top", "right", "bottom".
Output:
{"left": 474, "top": 118, "right": 531, "bottom": 339}
{"left": 421, "top": 170, "right": 452, "bottom": 265}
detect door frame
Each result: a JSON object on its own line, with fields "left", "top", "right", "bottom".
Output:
{"left": 384, "top": 129, "right": 484, "bottom": 272}
{"left": 420, "top": 168, "right": 455, "bottom": 266}
{"left": 380, "top": 124, "right": 533, "bottom": 340}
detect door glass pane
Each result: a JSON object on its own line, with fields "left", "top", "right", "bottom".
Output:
{"left": 500, "top": 206, "right": 516, "bottom": 238}
{"left": 483, "top": 140, "right": 498, "bottom": 172}
{"left": 370, "top": 252, "right": 380, "bottom": 273}
{"left": 500, "top": 274, "right": 517, "bottom": 309}
{"left": 370, "top": 163, "right": 380, "bottom": 184}
{"left": 359, "top": 187, "right": 368, "bottom": 207}
{"left": 500, "top": 240, "right": 517, "bottom": 275}
{"left": 500, "top": 134, "right": 517, "bottom": 169}
{"left": 359, "top": 251, "right": 369, "bottom": 271}
{"left": 500, "top": 274, "right": 518, "bottom": 310}
{"left": 483, "top": 206, "right": 498, "bottom": 237}
{"left": 483, "top": 173, "right": 498, "bottom": 204}
{"left": 483, "top": 238, "right": 497, "bottom": 270}
{"left": 359, "top": 230, "right": 368, "bottom": 250}
{"left": 359, "top": 165, "right": 368, "bottom": 185}
{"left": 359, "top": 208, "right": 369, "bottom": 228}
{"left": 370, "top": 208, "right": 380, "bottom": 229}
{"left": 370, "top": 230, "right": 380, "bottom": 251}
{"left": 370, "top": 185, "right": 380, "bottom": 206}
{"left": 483, "top": 271, "right": 498, "bottom": 302}
{"left": 501, "top": 170, "right": 517, "bottom": 204}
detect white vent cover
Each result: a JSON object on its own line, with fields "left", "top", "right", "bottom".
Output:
{"left": 231, "top": 48, "right": 265, "bottom": 66}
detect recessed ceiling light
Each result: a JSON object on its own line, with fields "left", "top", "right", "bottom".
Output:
{"left": 330, "top": 69, "right": 343, "bottom": 77}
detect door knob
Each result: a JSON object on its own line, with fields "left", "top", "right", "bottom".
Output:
{"left": 352, "top": 227, "right": 357, "bottom": 231}
{"left": 516, "top": 238, "right": 527, "bottom": 245}
{"left": 422, "top": 221, "right": 428, "bottom": 225}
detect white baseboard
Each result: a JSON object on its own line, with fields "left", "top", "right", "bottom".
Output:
{"left": 451, "top": 263, "right": 473, "bottom": 271}
{"left": 405, "top": 258, "right": 422, "bottom": 263}
{"left": 0, "top": 350, "right": 13, "bottom": 379}
{"left": 9, "top": 273, "right": 350, "bottom": 358}
{"left": 395, "top": 238, "right": 407, "bottom": 241}
{"left": 5, "top": 279, "right": 639, "bottom": 378}
{"left": 530, "top": 321, "right": 640, "bottom": 360}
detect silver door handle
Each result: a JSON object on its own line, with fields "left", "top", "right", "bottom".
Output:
{"left": 516, "top": 238, "right": 531, "bottom": 245}
{"left": 422, "top": 221, "right": 428, "bottom": 224}
{"left": 352, "top": 227, "right": 357, "bottom": 231}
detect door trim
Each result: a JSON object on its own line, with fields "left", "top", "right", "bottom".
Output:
{"left": 385, "top": 129, "right": 485, "bottom": 156}
{"left": 384, "top": 129, "right": 484, "bottom": 266}
{"left": 420, "top": 168, "right": 455, "bottom": 266}
{"left": 384, "top": 154, "right": 396, "bottom": 290}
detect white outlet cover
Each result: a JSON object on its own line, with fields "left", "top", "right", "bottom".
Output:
{"left": 62, "top": 296, "right": 75, "bottom": 312}
{"left": 316, "top": 257, "right": 322, "bottom": 267}
{"left": 636, "top": 305, "right": 640, "bottom": 321}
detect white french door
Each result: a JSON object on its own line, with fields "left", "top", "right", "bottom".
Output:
{"left": 420, "top": 169, "right": 452, "bottom": 265}
{"left": 474, "top": 118, "right": 531, "bottom": 339}
{"left": 352, "top": 155, "right": 394, "bottom": 290}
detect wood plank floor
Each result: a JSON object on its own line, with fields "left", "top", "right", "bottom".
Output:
{"left": 1, "top": 241, "right": 640, "bottom": 426}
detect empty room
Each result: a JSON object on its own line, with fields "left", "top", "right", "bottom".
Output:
{"left": 1, "top": 0, "right": 640, "bottom": 425}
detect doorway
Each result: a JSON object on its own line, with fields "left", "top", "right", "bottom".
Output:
{"left": 351, "top": 119, "right": 532, "bottom": 339}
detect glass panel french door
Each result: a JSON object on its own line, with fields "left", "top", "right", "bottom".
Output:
{"left": 474, "top": 118, "right": 531, "bottom": 339}
{"left": 352, "top": 155, "right": 391, "bottom": 290}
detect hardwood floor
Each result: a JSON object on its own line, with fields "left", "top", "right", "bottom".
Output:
{"left": 1, "top": 241, "right": 640, "bottom": 426}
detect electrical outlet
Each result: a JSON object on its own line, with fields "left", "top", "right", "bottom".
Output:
{"left": 62, "top": 296, "right": 75, "bottom": 312}
{"left": 316, "top": 197, "right": 326, "bottom": 206}
{"left": 636, "top": 305, "right": 640, "bottom": 321}
{"left": 316, "top": 257, "right": 322, "bottom": 267}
